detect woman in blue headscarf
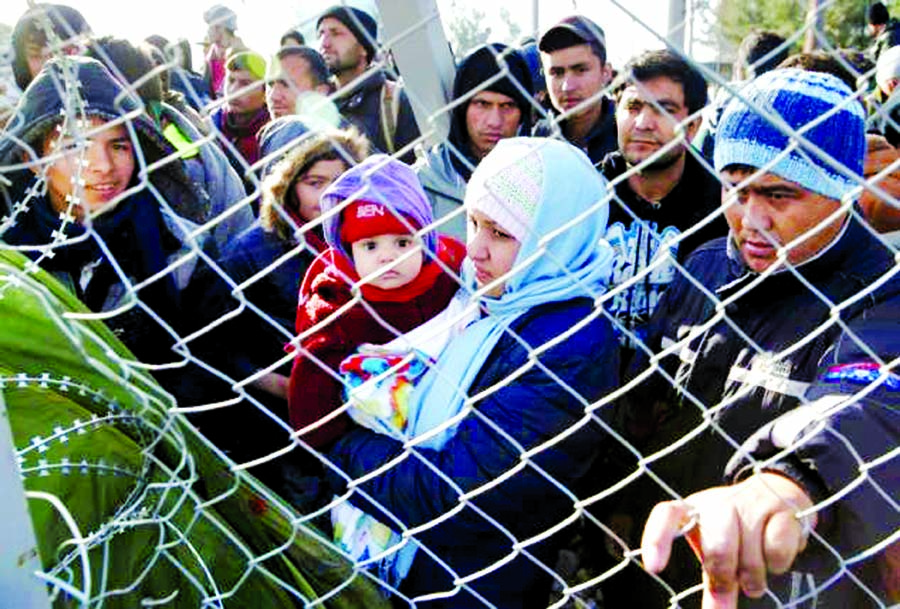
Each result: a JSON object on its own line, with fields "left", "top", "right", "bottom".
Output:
{"left": 326, "top": 137, "right": 620, "bottom": 608}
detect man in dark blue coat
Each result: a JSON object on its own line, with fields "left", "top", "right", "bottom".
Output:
{"left": 629, "top": 69, "right": 900, "bottom": 607}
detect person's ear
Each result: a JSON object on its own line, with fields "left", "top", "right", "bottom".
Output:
{"left": 602, "top": 63, "right": 613, "bottom": 87}
{"left": 684, "top": 115, "right": 702, "bottom": 142}
{"left": 23, "top": 149, "right": 42, "bottom": 176}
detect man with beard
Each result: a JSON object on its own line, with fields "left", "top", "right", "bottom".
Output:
{"left": 634, "top": 67, "right": 900, "bottom": 609}
{"left": 265, "top": 46, "right": 333, "bottom": 120}
{"left": 415, "top": 43, "right": 534, "bottom": 240}
{"left": 315, "top": 5, "right": 420, "bottom": 164}
{"left": 601, "top": 49, "right": 727, "bottom": 355}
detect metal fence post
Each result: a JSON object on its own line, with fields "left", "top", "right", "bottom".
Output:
{"left": 0, "top": 391, "right": 52, "bottom": 608}
{"left": 377, "top": 0, "right": 455, "bottom": 148}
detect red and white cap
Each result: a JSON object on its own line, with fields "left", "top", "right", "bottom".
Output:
{"left": 339, "top": 199, "right": 421, "bottom": 244}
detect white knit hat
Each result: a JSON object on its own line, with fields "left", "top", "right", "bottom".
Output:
{"left": 877, "top": 45, "right": 900, "bottom": 93}
{"left": 464, "top": 138, "right": 544, "bottom": 242}
{"left": 204, "top": 4, "right": 237, "bottom": 32}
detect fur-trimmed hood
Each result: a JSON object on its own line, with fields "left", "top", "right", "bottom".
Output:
{"left": 259, "top": 127, "right": 370, "bottom": 240}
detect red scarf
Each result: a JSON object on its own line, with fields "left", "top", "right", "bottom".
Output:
{"left": 300, "top": 234, "right": 466, "bottom": 303}
{"left": 286, "top": 209, "right": 328, "bottom": 255}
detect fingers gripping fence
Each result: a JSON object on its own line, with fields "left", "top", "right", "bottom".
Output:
{"left": 1, "top": 1, "right": 899, "bottom": 608}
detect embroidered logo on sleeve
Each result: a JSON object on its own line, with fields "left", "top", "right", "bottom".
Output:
{"left": 822, "top": 363, "right": 900, "bottom": 390}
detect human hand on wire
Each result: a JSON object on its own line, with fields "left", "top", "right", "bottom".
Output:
{"left": 640, "top": 472, "right": 817, "bottom": 609}
{"left": 860, "top": 134, "right": 900, "bottom": 233}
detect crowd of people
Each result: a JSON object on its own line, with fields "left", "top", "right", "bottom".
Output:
{"left": 1, "top": 2, "right": 899, "bottom": 608}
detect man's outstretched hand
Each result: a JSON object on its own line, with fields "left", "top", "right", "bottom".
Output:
{"left": 640, "top": 472, "right": 816, "bottom": 609}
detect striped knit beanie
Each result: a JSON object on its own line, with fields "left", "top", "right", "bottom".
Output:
{"left": 714, "top": 68, "right": 865, "bottom": 201}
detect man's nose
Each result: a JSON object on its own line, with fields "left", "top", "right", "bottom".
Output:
{"left": 86, "top": 142, "right": 113, "bottom": 173}
{"left": 485, "top": 107, "right": 504, "bottom": 127}
{"left": 633, "top": 106, "right": 656, "bottom": 130}
{"left": 743, "top": 196, "right": 773, "bottom": 232}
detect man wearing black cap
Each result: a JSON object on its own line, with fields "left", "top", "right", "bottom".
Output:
{"left": 533, "top": 15, "right": 617, "bottom": 167}
{"left": 316, "top": 5, "right": 420, "bottom": 164}
{"left": 415, "top": 43, "right": 535, "bottom": 240}
{"left": 868, "top": 1, "right": 900, "bottom": 61}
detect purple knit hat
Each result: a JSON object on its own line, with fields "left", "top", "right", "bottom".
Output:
{"left": 320, "top": 154, "right": 437, "bottom": 258}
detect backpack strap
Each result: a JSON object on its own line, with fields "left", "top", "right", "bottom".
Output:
{"left": 379, "top": 79, "right": 402, "bottom": 154}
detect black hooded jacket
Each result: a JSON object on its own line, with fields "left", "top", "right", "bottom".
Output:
{"left": 445, "top": 43, "right": 535, "bottom": 181}
{"left": 415, "top": 44, "right": 535, "bottom": 239}
{"left": 0, "top": 57, "right": 232, "bottom": 405}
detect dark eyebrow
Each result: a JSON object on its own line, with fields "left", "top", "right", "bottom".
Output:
{"left": 720, "top": 174, "right": 751, "bottom": 189}
{"left": 479, "top": 217, "right": 502, "bottom": 230}
{"left": 656, "top": 98, "right": 681, "bottom": 109}
{"left": 755, "top": 184, "right": 802, "bottom": 196}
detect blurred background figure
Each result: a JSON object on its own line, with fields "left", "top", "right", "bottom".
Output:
{"left": 867, "top": 1, "right": 900, "bottom": 61}
{"left": 145, "top": 34, "right": 212, "bottom": 111}
{"left": 280, "top": 27, "right": 305, "bottom": 47}
{"left": 210, "top": 50, "right": 270, "bottom": 186}
{"left": 202, "top": 3, "right": 245, "bottom": 99}
{"left": 11, "top": 3, "right": 91, "bottom": 92}
{"left": 861, "top": 134, "right": 900, "bottom": 247}
{"left": 694, "top": 29, "right": 791, "bottom": 160}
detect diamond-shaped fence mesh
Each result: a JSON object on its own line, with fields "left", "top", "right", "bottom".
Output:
{"left": 1, "top": 1, "right": 899, "bottom": 608}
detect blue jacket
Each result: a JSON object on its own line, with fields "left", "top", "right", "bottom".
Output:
{"left": 328, "top": 297, "right": 619, "bottom": 608}
{"left": 216, "top": 224, "right": 323, "bottom": 379}
{"left": 623, "top": 216, "right": 900, "bottom": 607}
{"left": 414, "top": 142, "right": 469, "bottom": 241}
{"left": 159, "top": 101, "right": 253, "bottom": 257}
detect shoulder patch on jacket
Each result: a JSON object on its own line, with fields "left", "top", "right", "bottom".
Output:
{"left": 822, "top": 363, "right": 900, "bottom": 390}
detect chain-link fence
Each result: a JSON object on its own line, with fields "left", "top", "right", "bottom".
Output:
{"left": 1, "top": 1, "right": 899, "bottom": 608}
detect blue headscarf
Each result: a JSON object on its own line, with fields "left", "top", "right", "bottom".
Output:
{"left": 406, "top": 137, "right": 615, "bottom": 447}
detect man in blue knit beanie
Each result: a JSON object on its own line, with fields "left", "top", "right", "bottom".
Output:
{"left": 620, "top": 68, "right": 900, "bottom": 607}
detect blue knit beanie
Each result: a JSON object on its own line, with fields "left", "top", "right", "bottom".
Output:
{"left": 714, "top": 68, "right": 865, "bottom": 202}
